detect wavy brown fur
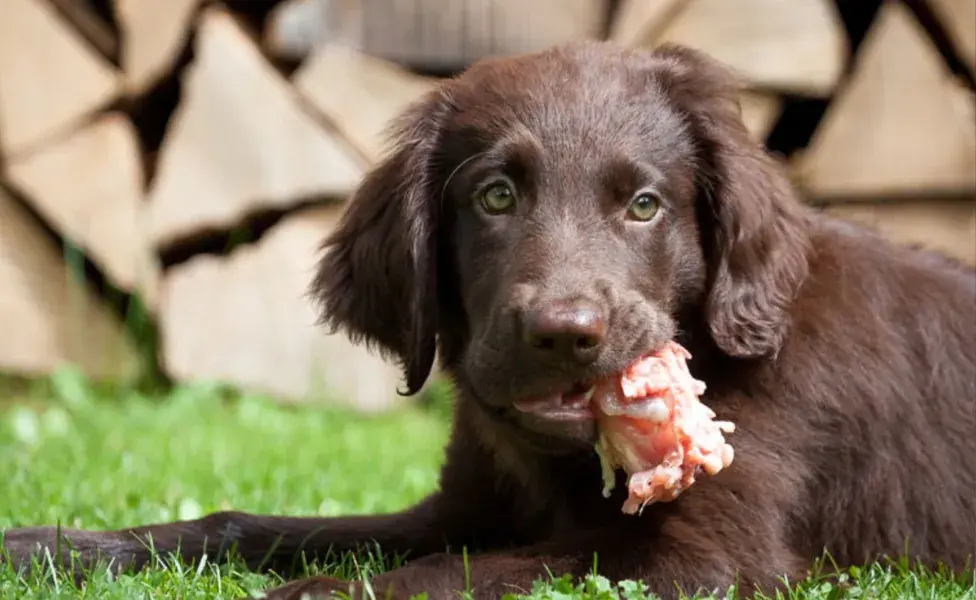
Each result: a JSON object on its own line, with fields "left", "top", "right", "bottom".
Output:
{"left": 3, "top": 41, "right": 974, "bottom": 600}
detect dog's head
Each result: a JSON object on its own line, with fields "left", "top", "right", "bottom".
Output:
{"left": 311, "top": 42, "right": 811, "bottom": 452}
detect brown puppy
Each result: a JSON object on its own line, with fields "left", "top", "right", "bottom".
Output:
{"left": 3, "top": 42, "right": 975, "bottom": 600}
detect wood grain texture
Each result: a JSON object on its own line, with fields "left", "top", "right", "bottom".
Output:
{"left": 114, "top": 0, "right": 202, "bottom": 94}
{"left": 0, "top": 187, "right": 140, "bottom": 381}
{"left": 651, "top": 0, "right": 847, "bottom": 95}
{"left": 5, "top": 113, "right": 161, "bottom": 311}
{"left": 739, "top": 91, "right": 783, "bottom": 142}
{"left": 927, "top": 0, "right": 976, "bottom": 73}
{"left": 294, "top": 43, "right": 435, "bottom": 163}
{"left": 795, "top": 1, "right": 976, "bottom": 200}
{"left": 159, "top": 204, "right": 408, "bottom": 411}
{"left": 608, "top": 0, "right": 690, "bottom": 47}
{"left": 146, "top": 7, "right": 365, "bottom": 249}
{"left": 0, "top": 0, "right": 120, "bottom": 158}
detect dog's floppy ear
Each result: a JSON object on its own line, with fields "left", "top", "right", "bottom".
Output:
{"left": 310, "top": 90, "right": 450, "bottom": 395}
{"left": 654, "top": 44, "right": 812, "bottom": 359}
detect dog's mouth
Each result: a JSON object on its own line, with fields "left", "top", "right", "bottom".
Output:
{"left": 512, "top": 381, "right": 598, "bottom": 421}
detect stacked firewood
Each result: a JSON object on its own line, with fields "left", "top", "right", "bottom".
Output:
{"left": 0, "top": 0, "right": 972, "bottom": 410}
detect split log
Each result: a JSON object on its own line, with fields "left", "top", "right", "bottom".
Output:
{"left": 5, "top": 112, "right": 161, "bottom": 311}
{"left": 114, "top": 0, "right": 201, "bottom": 95}
{"left": 294, "top": 43, "right": 435, "bottom": 163}
{"left": 794, "top": 2, "right": 976, "bottom": 200}
{"left": 608, "top": 0, "right": 690, "bottom": 47}
{"left": 475, "top": 0, "right": 609, "bottom": 62}
{"left": 739, "top": 91, "right": 783, "bottom": 143}
{"left": 926, "top": 0, "right": 976, "bottom": 73}
{"left": 159, "top": 204, "right": 407, "bottom": 412}
{"left": 0, "top": 0, "right": 121, "bottom": 159}
{"left": 648, "top": 0, "right": 847, "bottom": 96}
{"left": 276, "top": 0, "right": 609, "bottom": 70}
{"left": 289, "top": 9, "right": 780, "bottom": 151}
{"left": 0, "top": 187, "right": 141, "bottom": 381}
{"left": 823, "top": 197, "right": 976, "bottom": 266}
{"left": 146, "top": 7, "right": 365, "bottom": 250}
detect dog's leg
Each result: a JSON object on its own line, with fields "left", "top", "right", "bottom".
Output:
{"left": 1, "top": 437, "right": 520, "bottom": 581}
{"left": 0, "top": 493, "right": 458, "bottom": 577}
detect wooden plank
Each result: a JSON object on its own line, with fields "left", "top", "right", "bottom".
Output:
{"left": 794, "top": 2, "right": 976, "bottom": 200}
{"left": 927, "top": 0, "right": 976, "bottom": 73}
{"left": 114, "top": 0, "right": 201, "bottom": 95}
{"left": 650, "top": 0, "right": 847, "bottom": 96}
{"left": 608, "top": 0, "right": 689, "bottom": 47}
{"left": 0, "top": 187, "right": 141, "bottom": 381}
{"left": 146, "top": 7, "right": 365, "bottom": 250}
{"left": 0, "top": 0, "right": 121, "bottom": 159}
{"left": 823, "top": 197, "right": 976, "bottom": 265}
{"left": 5, "top": 112, "right": 160, "bottom": 311}
{"left": 294, "top": 43, "right": 435, "bottom": 164}
{"left": 159, "top": 204, "right": 407, "bottom": 411}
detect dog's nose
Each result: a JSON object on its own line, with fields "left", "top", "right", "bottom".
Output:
{"left": 521, "top": 298, "right": 607, "bottom": 364}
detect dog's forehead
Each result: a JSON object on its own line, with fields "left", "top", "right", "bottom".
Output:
{"left": 445, "top": 45, "right": 692, "bottom": 163}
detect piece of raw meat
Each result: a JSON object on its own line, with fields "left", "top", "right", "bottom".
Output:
{"left": 591, "top": 341, "right": 735, "bottom": 515}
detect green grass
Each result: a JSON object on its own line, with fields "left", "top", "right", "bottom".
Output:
{"left": 0, "top": 368, "right": 972, "bottom": 599}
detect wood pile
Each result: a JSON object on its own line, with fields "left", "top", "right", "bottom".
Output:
{"left": 0, "top": 0, "right": 972, "bottom": 410}
{"left": 0, "top": 0, "right": 412, "bottom": 410}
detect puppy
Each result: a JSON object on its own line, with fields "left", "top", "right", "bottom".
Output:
{"left": 3, "top": 41, "right": 974, "bottom": 600}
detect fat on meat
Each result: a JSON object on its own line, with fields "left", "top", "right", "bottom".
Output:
{"left": 592, "top": 341, "right": 736, "bottom": 515}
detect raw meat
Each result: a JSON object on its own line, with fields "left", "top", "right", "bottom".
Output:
{"left": 591, "top": 341, "right": 736, "bottom": 515}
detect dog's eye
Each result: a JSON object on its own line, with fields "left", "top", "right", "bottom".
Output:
{"left": 627, "top": 192, "right": 661, "bottom": 222}
{"left": 478, "top": 181, "right": 517, "bottom": 215}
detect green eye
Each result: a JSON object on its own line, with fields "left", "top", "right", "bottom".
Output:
{"left": 627, "top": 192, "right": 661, "bottom": 222}
{"left": 479, "top": 181, "right": 516, "bottom": 214}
